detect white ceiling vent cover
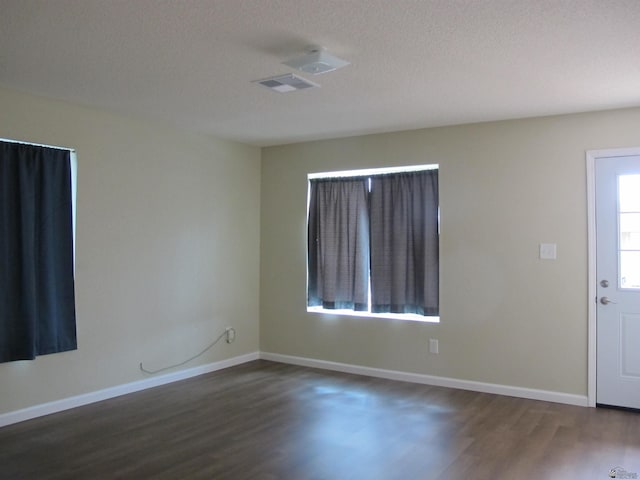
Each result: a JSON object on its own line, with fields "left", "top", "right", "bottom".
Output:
{"left": 253, "top": 73, "right": 319, "bottom": 93}
{"left": 283, "top": 46, "right": 350, "bottom": 75}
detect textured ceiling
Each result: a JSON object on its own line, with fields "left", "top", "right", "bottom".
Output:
{"left": 1, "top": 0, "right": 639, "bottom": 146}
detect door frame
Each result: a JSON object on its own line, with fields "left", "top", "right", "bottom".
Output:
{"left": 586, "top": 146, "right": 640, "bottom": 407}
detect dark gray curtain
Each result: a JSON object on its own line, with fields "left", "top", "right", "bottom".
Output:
{"left": 0, "top": 141, "right": 77, "bottom": 362}
{"left": 308, "top": 177, "right": 369, "bottom": 310}
{"left": 370, "top": 170, "right": 439, "bottom": 315}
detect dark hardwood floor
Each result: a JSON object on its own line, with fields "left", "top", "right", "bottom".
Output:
{"left": 1, "top": 360, "right": 639, "bottom": 479}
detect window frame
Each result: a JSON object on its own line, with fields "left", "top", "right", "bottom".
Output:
{"left": 306, "top": 164, "right": 440, "bottom": 324}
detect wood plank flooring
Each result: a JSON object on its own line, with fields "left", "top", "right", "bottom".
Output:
{"left": 1, "top": 360, "right": 639, "bottom": 479}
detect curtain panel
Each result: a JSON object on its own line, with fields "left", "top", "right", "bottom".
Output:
{"left": 0, "top": 141, "right": 77, "bottom": 362}
{"left": 369, "top": 170, "right": 439, "bottom": 315}
{"left": 307, "top": 177, "right": 370, "bottom": 311}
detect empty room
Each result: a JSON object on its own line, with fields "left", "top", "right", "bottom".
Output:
{"left": 1, "top": 1, "right": 640, "bottom": 479}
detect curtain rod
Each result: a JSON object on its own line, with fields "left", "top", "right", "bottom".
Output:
{"left": 1, "top": 137, "right": 76, "bottom": 153}
{"left": 308, "top": 164, "right": 437, "bottom": 180}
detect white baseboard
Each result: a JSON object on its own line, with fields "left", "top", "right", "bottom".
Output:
{"left": 0, "top": 351, "right": 260, "bottom": 428}
{"left": 260, "top": 352, "right": 589, "bottom": 407}
{"left": 0, "top": 349, "right": 589, "bottom": 428}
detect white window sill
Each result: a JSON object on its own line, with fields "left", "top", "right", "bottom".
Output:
{"left": 307, "top": 307, "right": 439, "bottom": 323}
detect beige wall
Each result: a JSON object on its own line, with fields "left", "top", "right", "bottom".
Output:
{"left": 3, "top": 83, "right": 640, "bottom": 414}
{"left": 0, "top": 88, "right": 261, "bottom": 415}
{"left": 260, "top": 107, "right": 640, "bottom": 396}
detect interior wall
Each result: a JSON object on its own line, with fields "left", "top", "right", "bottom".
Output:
{"left": 0, "top": 87, "right": 261, "bottom": 415}
{"left": 260, "top": 107, "right": 640, "bottom": 396}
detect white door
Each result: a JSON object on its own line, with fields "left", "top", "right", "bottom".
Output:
{"left": 596, "top": 154, "right": 640, "bottom": 409}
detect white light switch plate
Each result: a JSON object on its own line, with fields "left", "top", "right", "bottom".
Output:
{"left": 539, "top": 243, "right": 557, "bottom": 260}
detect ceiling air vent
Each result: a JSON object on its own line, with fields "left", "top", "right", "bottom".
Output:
{"left": 253, "top": 73, "right": 319, "bottom": 93}
{"left": 283, "top": 46, "right": 350, "bottom": 75}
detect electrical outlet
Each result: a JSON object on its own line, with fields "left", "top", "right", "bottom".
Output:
{"left": 225, "top": 327, "right": 236, "bottom": 344}
{"left": 429, "top": 338, "right": 439, "bottom": 354}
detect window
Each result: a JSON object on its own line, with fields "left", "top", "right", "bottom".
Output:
{"left": 0, "top": 139, "right": 78, "bottom": 362}
{"left": 619, "top": 174, "right": 640, "bottom": 289}
{"left": 307, "top": 165, "right": 439, "bottom": 322}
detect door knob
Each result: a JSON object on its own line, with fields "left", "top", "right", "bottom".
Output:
{"left": 600, "top": 296, "right": 617, "bottom": 305}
